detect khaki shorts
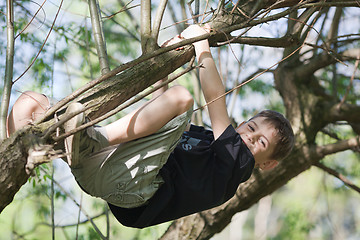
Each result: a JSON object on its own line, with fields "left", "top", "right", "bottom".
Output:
{"left": 71, "top": 109, "right": 192, "bottom": 208}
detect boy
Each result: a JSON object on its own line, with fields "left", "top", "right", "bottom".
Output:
{"left": 7, "top": 25, "right": 294, "bottom": 228}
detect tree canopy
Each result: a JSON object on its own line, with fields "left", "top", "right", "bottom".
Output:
{"left": 0, "top": 0, "right": 359, "bottom": 239}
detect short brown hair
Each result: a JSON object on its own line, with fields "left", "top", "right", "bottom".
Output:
{"left": 250, "top": 110, "right": 295, "bottom": 161}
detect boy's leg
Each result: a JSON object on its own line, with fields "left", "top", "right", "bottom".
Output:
{"left": 7, "top": 91, "right": 50, "bottom": 136}
{"left": 104, "top": 85, "right": 193, "bottom": 145}
{"left": 64, "top": 85, "right": 192, "bottom": 166}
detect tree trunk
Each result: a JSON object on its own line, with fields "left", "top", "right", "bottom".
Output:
{"left": 1, "top": 3, "right": 359, "bottom": 240}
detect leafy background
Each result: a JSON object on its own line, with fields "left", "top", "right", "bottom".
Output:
{"left": 0, "top": 0, "right": 359, "bottom": 239}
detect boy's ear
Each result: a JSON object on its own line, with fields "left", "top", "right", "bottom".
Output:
{"left": 260, "top": 160, "right": 278, "bottom": 170}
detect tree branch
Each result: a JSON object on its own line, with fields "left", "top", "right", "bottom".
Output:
{"left": 315, "top": 136, "right": 360, "bottom": 159}
{"left": 88, "top": 0, "right": 110, "bottom": 74}
{"left": 152, "top": 0, "right": 168, "bottom": 43}
{"left": 300, "top": 1, "right": 360, "bottom": 8}
{"left": 140, "top": 0, "right": 153, "bottom": 53}
{"left": 13, "top": 0, "right": 64, "bottom": 83}
{"left": 52, "top": 56, "right": 196, "bottom": 142}
{"left": 34, "top": 37, "right": 195, "bottom": 125}
{"left": 166, "top": 0, "right": 184, "bottom": 33}
{"left": 224, "top": 35, "right": 299, "bottom": 47}
{"left": 296, "top": 47, "right": 357, "bottom": 77}
{"left": 328, "top": 102, "right": 360, "bottom": 123}
{"left": 0, "top": 0, "right": 15, "bottom": 140}
{"left": 47, "top": 169, "right": 107, "bottom": 239}
{"left": 101, "top": 9, "right": 140, "bottom": 42}
{"left": 38, "top": 212, "right": 106, "bottom": 228}
{"left": 314, "top": 162, "right": 360, "bottom": 194}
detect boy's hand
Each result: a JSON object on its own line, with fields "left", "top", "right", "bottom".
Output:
{"left": 161, "top": 24, "right": 211, "bottom": 52}
{"left": 180, "top": 24, "right": 211, "bottom": 40}
{"left": 161, "top": 35, "right": 184, "bottom": 50}
{"left": 180, "top": 24, "right": 212, "bottom": 61}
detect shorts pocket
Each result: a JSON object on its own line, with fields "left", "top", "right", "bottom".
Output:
{"left": 103, "top": 191, "right": 146, "bottom": 208}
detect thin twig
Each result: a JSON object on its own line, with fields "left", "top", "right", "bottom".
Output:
{"left": 314, "top": 162, "right": 360, "bottom": 194}
{"left": 187, "top": 0, "right": 197, "bottom": 24}
{"left": 75, "top": 193, "right": 83, "bottom": 240}
{"left": 194, "top": 43, "right": 304, "bottom": 111}
{"left": 13, "top": 0, "right": 64, "bottom": 83}
{"left": 160, "top": 10, "right": 215, "bottom": 32}
{"left": 102, "top": 1, "right": 139, "bottom": 20}
{"left": 51, "top": 165, "right": 55, "bottom": 240}
{"left": 200, "top": 0, "right": 210, "bottom": 24}
{"left": 18, "top": 211, "right": 106, "bottom": 237}
{"left": 38, "top": 212, "right": 106, "bottom": 228}
{"left": 40, "top": 168, "right": 107, "bottom": 239}
{"left": 338, "top": 57, "right": 359, "bottom": 107}
{"left": 152, "top": 0, "right": 168, "bottom": 42}
{"left": 0, "top": 0, "right": 15, "bottom": 140}
{"left": 34, "top": 34, "right": 206, "bottom": 125}
{"left": 88, "top": 0, "right": 110, "bottom": 75}
{"left": 15, "top": 0, "right": 47, "bottom": 39}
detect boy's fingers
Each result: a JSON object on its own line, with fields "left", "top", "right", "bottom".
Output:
{"left": 181, "top": 25, "right": 207, "bottom": 39}
{"left": 203, "top": 23, "right": 211, "bottom": 33}
{"left": 161, "top": 35, "right": 185, "bottom": 50}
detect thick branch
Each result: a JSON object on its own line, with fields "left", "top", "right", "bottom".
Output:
{"left": 296, "top": 48, "right": 358, "bottom": 76}
{"left": 328, "top": 102, "right": 360, "bottom": 123}
{"left": 35, "top": 39, "right": 195, "bottom": 124}
{"left": 52, "top": 57, "right": 196, "bottom": 142}
{"left": 225, "top": 35, "right": 299, "bottom": 48}
{"left": 140, "top": 0, "right": 153, "bottom": 53}
{"left": 314, "top": 136, "right": 360, "bottom": 159}
{"left": 0, "top": 128, "right": 42, "bottom": 213}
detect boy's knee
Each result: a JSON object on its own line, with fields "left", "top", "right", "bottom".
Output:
{"left": 17, "top": 91, "right": 49, "bottom": 109}
{"left": 168, "top": 86, "right": 193, "bottom": 112}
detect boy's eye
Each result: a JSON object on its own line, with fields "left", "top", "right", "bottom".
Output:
{"left": 249, "top": 125, "right": 255, "bottom": 131}
{"left": 259, "top": 139, "right": 266, "bottom": 147}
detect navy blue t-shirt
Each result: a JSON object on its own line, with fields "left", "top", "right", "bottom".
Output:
{"left": 108, "top": 124, "right": 255, "bottom": 228}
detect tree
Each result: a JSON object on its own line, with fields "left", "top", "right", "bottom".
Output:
{"left": 1, "top": 0, "right": 359, "bottom": 239}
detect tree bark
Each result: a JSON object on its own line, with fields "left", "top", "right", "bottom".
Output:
{"left": 1, "top": 3, "right": 359, "bottom": 240}
{"left": 0, "top": 46, "right": 194, "bottom": 213}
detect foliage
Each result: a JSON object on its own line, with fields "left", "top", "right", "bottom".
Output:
{"left": 273, "top": 207, "right": 315, "bottom": 240}
{"left": 1, "top": 0, "right": 360, "bottom": 239}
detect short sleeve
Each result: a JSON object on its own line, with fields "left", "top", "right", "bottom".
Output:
{"left": 211, "top": 125, "right": 255, "bottom": 187}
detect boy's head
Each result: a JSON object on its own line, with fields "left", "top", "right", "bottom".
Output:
{"left": 236, "top": 110, "right": 295, "bottom": 170}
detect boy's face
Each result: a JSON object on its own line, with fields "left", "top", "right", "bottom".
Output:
{"left": 235, "top": 117, "right": 278, "bottom": 170}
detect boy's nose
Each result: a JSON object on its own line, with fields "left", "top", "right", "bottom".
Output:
{"left": 248, "top": 133, "right": 259, "bottom": 144}
{"left": 248, "top": 134, "right": 255, "bottom": 144}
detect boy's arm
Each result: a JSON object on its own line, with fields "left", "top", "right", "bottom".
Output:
{"left": 152, "top": 35, "right": 184, "bottom": 99}
{"left": 152, "top": 77, "right": 169, "bottom": 99}
{"left": 181, "top": 25, "right": 231, "bottom": 139}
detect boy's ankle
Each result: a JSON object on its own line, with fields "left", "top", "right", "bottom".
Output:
{"left": 63, "top": 102, "right": 85, "bottom": 167}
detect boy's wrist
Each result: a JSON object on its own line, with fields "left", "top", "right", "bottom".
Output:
{"left": 194, "top": 40, "right": 210, "bottom": 59}
{"left": 197, "top": 51, "right": 212, "bottom": 63}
